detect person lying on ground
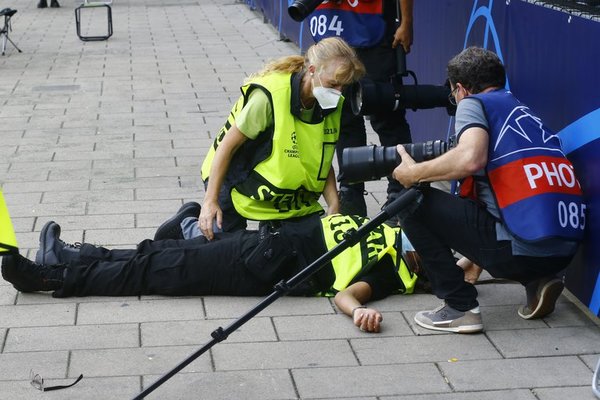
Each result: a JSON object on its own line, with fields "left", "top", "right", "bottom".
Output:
{"left": 2, "top": 205, "right": 429, "bottom": 333}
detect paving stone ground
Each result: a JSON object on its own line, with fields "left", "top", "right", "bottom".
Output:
{"left": 1, "top": 1, "right": 599, "bottom": 399}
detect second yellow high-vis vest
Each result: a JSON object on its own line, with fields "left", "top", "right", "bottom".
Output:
{"left": 321, "top": 214, "right": 418, "bottom": 293}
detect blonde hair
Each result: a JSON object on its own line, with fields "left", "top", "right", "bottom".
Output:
{"left": 248, "top": 37, "right": 365, "bottom": 85}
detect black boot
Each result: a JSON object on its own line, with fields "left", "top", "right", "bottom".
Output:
{"left": 154, "top": 202, "right": 201, "bottom": 240}
{"left": 37, "top": 0, "right": 48, "bottom": 8}
{"left": 50, "top": 0, "right": 60, "bottom": 7}
{"left": 338, "top": 186, "right": 367, "bottom": 217}
{"left": 35, "top": 221, "right": 81, "bottom": 266}
{"left": 1, "top": 254, "right": 65, "bottom": 292}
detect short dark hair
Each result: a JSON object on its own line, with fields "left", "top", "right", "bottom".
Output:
{"left": 447, "top": 47, "right": 506, "bottom": 93}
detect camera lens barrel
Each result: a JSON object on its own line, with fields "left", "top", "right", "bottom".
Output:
{"left": 288, "top": 0, "right": 324, "bottom": 22}
{"left": 404, "top": 140, "right": 447, "bottom": 162}
{"left": 350, "top": 79, "right": 452, "bottom": 116}
{"left": 341, "top": 145, "right": 400, "bottom": 184}
{"left": 340, "top": 140, "right": 450, "bottom": 184}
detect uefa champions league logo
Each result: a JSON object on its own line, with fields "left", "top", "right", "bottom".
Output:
{"left": 464, "top": 0, "right": 510, "bottom": 90}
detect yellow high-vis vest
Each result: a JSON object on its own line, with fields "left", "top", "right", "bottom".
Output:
{"left": 321, "top": 214, "right": 418, "bottom": 293}
{"left": 201, "top": 72, "right": 343, "bottom": 221}
{"left": 0, "top": 189, "right": 18, "bottom": 253}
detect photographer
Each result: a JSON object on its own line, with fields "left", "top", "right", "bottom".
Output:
{"left": 392, "top": 47, "right": 584, "bottom": 333}
{"left": 2, "top": 214, "right": 423, "bottom": 333}
{"left": 308, "top": 0, "right": 414, "bottom": 219}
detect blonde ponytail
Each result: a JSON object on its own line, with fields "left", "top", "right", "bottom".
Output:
{"left": 247, "top": 55, "right": 305, "bottom": 81}
{"left": 248, "top": 37, "right": 364, "bottom": 85}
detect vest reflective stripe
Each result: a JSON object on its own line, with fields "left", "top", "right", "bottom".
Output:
{"left": 470, "top": 90, "right": 585, "bottom": 241}
{"left": 226, "top": 73, "right": 342, "bottom": 220}
{"left": 201, "top": 95, "right": 245, "bottom": 181}
{"left": 321, "top": 214, "right": 417, "bottom": 293}
{"left": 310, "top": 1, "right": 386, "bottom": 48}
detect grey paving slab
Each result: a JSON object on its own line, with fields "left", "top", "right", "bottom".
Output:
{"left": 0, "top": 303, "right": 76, "bottom": 328}
{"left": 135, "top": 187, "right": 201, "bottom": 201}
{"left": 82, "top": 227, "right": 156, "bottom": 245}
{"left": 70, "top": 346, "right": 213, "bottom": 377}
{"left": 534, "top": 386, "right": 600, "bottom": 400}
{"left": 479, "top": 304, "right": 549, "bottom": 330}
{"left": 487, "top": 326, "right": 600, "bottom": 357}
{"left": 439, "top": 356, "right": 592, "bottom": 390}
{"left": 86, "top": 199, "right": 181, "bottom": 215}
{"left": 0, "top": 350, "right": 69, "bottom": 380}
{"left": 77, "top": 298, "right": 205, "bottom": 324}
{"left": 581, "top": 353, "right": 600, "bottom": 370}
{"left": 141, "top": 317, "right": 277, "bottom": 347}
{"left": 0, "top": 376, "right": 140, "bottom": 400}
{"left": 4, "top": 323, "right": 139, "bottom": 352}
{"left": 142, "top": 369, "right": 297, "bottom": 400}
{"left": 293, "top": 364, "right": 450, "bottom": 398}
{"left": 352, "top": 334, "right": 502, "bottom": 365}
{"left": 544, "top": 301, "right": 599, "bottom": 327}
{"left": 203, "top": 296, "right": 335, "bottom": 319}
{"left": 0, "top": 285, "right": 17, "bottom": 306}
{"left": 383, "top": 389, "right": 537, "bottom": 400}
{"left": 213, "top": 339, "right": 358, "bottom": 371}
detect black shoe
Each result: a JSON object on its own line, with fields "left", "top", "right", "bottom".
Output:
{"left": 37, "top": 0, "right": 48, "bottom": 8}
{"left": 35, "top": 221, "right": 81, "bottom": 266}
{"left": 50, "top": 0, "right": 60, "bottom": 7}
{"left": 154, "top": 202, "right": 201, "bottom": 240}
{"left": 2, "top": 254, "right": 65, "bottom": 292}
{"left": 339, "top": 187, "right": 367, "bottom": 217}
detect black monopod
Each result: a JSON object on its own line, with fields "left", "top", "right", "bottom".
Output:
{"left": 131, "top": 188, "right": 421, "bottom": 399}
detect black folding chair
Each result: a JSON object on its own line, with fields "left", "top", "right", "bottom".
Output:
{"left": 75, "top": 0, "right": 113, "bottom": 41}
{"left": 0, "top": 8, "right": 22, "bottom": 55}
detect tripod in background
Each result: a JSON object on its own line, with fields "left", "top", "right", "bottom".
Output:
{"left": 0, "top": 8, "right": 22, "bottom": 56}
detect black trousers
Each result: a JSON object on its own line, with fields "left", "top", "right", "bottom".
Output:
{"left": 337, "top": 40, "right": 412, "bottom": 196}
{"left": 399, "top": 187, "right": 572, "bottom": 311}
{"left": 54, "top": 232, "right": 274, "bottom": 298}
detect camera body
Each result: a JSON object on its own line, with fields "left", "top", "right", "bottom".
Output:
{"left": 340, "top": 139, "right": 455, "bottom": 184}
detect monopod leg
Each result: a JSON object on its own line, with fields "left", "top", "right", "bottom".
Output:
{"left": 131, "top": 188, "right": 420, "bottom": 399}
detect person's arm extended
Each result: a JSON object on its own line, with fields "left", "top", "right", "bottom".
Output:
{"left": 200, "top": 125, "right": 247, "bottom": 240}
{"left": 323, "top": 166, "right": 340, "bottom": 215}
{"left": 334, "top": 281, "right": 383, "bottom": 333}
{"left": 392, "top": 127, "right": 489, "bottom": 187}
{"left": 393, "top": 0, "right": 414, "bottom": 52}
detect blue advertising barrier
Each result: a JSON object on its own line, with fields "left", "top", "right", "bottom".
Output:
{"left": 247, "top": 0, "right": 600, "bottom": 316}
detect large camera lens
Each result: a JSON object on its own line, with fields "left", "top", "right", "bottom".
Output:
{"left": 350, "top": 79, "right": 452, "bottom": 116}
{"left": 341, "top": 145, "right": 400, "bottom": 184}
{"left": 340, "top": 140, "right": 450, "bottom": 184}
{"left": 288, "top": 0, "right": 324, "bottom": 22}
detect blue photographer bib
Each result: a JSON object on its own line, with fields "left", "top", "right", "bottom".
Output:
{"left": 462, "top": 90, "right": 585, "bottom": 242}
{"left": 309, "top": 0, "right": 386, "bottom": 48}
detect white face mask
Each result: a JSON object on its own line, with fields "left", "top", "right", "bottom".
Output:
{"left": 312, "top": 72, "right": 342, "bottom": 110}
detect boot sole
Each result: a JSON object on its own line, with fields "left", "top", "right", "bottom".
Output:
{"left": 518, "top": 279, "right": 564, "bottom": 320}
